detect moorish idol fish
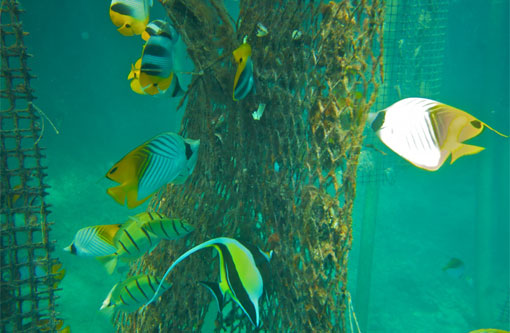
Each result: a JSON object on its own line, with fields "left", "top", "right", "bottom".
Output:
{"left": 128, "top": 211, "right": 194, "bottom": 240}
{"left": 141, "top": 19, "right": 178, "bottom": 42}
{"left": 109, "top": 0, "right": 152, "bottom": 36}
{"left": 369, "top": 98, "right": 508, "bottom": 171}
{"left": 144, "top": 237, "right": 272, "bottom": 327}
{"left": 105, "top": 132, "right": 200, "bottom": 208}
{"left": 97, "top": 218, "right": 160, "bottom": 274}
{"left": 100, "top": 274, "right": 170, "bottom": 315}
{"left": 138, "top": 33, "right": 184, "bottom": 96}
{"left": 233, "top": 42, "right": 254, "bottom": 101}
{"left": 64, "top": 224, "right": 121, "bottom": 257}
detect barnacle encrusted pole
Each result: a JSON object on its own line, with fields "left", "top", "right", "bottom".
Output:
{"left": 1, "top": 0, "right": 61, "bottom": 331}
{"left": 117, "top": 0, "right": 383, "bottom": 331}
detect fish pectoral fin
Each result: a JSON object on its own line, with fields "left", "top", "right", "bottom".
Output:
{"left": 96, "top": 254, "right": 118, "bottom": 275}
{"left": 450, "top": 143, "right": 485, "bottom": 164}
{"left": 198, "top": 281, "right": 225, "bottom": 312}
{"left": 107, "top": 186, "right": 127, "bottom": 206}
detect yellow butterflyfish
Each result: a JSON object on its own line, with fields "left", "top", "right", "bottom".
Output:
{"left": 233, "top": 43, "right": 254, "bottom": 101}
{"left": 370, "top": 97, "right": 508, "bottom": 171}
{"left": 109, "top": 0, "right": 152, "bottom": 36}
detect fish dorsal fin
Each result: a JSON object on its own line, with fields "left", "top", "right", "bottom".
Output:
{"left": 106, "top": 147, "right": 148, "bottom": 184}
{"left": 96, "top": 224, "right": 123, "bottom": 246}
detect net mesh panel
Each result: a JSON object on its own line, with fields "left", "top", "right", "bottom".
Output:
{"left": 358, "top": 0, "right": 449, "bottom": 185}
{"left": 0, "top": 1, "right": 60, "bottom": 332}
{"left": 115, "top": 0, "right": 384, "bottom": 332}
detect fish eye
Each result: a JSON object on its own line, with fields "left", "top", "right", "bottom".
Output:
{"left": 470, "top": 120, "right": 482, "bottom": 129}
{"left": 125, "top": 23, "right": 131, "bottom": 28}
{"left": 110, "top": 167, "right": 118, "bottom": 174}
{"left": 240, "top": 58, "right": 243, "bottom": 63}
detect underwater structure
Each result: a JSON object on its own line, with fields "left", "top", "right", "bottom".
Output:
{"left": 0, "top": 0, "right": 61, "bottom": 331}
{"left": 115, "top": 0, "right": 384, "bottom": 332}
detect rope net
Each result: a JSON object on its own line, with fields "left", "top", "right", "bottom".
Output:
{"left": 116, "top": 0, "right": 384, "bottom": 331}
{"left": 0, "top": 0, "right": 60, "bottom": 332}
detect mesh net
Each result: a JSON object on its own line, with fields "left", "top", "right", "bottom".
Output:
{"left": 115, "top": 0, "right": 384, "bottom": 332}
{"left": 358, "top": 0, "right": 450, "bottom": 185}
{"left": 0, "top": 1, "right": 60, "bottom": 331}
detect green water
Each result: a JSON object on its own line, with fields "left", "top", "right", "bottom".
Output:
{"left": 18, "top": 0, "right": 509, "bottom": 332}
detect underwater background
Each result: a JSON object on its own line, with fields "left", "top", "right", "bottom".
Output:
{"left": 17, "top": 0, "right": 509, "bottom": 332}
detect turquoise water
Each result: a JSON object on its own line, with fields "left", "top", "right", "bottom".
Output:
{"left": 19, "top": 0, "right": 509, "bottom": 332}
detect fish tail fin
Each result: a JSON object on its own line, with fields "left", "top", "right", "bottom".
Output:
{"left": 97, "top": 255, "right": 118, "bottom": 275}
{"left": 107, "top": 186, "right": 127, "bottom": 206}
{"left": 198, "top": 281, "right": 224, "bottom": 312}
{"left": 450, "top": 144, "right": 485, "bottom": 164}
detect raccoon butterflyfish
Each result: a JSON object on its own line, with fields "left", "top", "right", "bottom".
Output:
{"left": 109, "top": 0, "right": 152, "bottom": 36}
{"left": 233, "top": 42, "right": 254, "bottom": 101}
{"left": 100, "top": 274, "right": 170, "bottom": 316}
{"left": 128, "top": 211, "right": 194, "bottom": 240}
{"left": 105, "top": 132, "right": 200, "bottom": 208}
{"left": 369, "top": 97, "right": 509, "bottom": 171}
{"left": 97, "top": 217, "right": 160, "bottom": 274}
{"left": 138, "top": 33, "right": 184, "bottom": 97}
{"left": 141, "top": 19, "right": 178, "bottom": 42}
{"left": 144, "top": 237, "right": 272, "bottom": 327}
{"left": 64, "top": 224, "right": 121, "bottom": 257}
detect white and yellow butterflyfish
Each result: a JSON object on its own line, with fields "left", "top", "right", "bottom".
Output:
{"left": 143, "top": 237, "right": 272, "bottom": 327}
{"left": 369, "top": 97, "right": 508, "bottom": 171}
{"left": 105, "top": 132, "right": 200, "bottom": 208}
{"left": 64, "top": 224, "right": 122, "bottom": 257}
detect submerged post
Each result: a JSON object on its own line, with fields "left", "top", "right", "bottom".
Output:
{"left": 116, "top": 1, "right": 384, "bottom": 331}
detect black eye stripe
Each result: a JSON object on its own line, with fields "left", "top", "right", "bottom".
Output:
{"left": 110, "top": 167, "right": 118, "bottom": 174}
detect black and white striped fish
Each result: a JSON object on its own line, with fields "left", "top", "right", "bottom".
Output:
{"left": 106, "top": 132, "right": 200, "bottom": 208}
{"left": 64, "top": 224, "right": 121, "bottom": 257}
{"left": 100, "top": 274, "right": 170, "bottom": 315}
{"left": 144, "top": 237, "right": 272, "bottom": 327}
{"left": 369, "top": 98, "right": 508, "bottom": 171}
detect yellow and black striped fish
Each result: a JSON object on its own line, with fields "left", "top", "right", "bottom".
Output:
{"left": 105, "top": 132, "right": 200, "bottom": 208}
{"left": 97, "top": 218, "right": 159, "bottom": 274}
{"left": 144, "top": 237, "right": 272, "bottom": 327}
{"left": 100, "top": 274, "right": 170, "bottom": 315}
{"left": 129, "top": 211, "right": 194, "bottom": 240}
{"left": 233, "top": 43, "right": 254, "bottom": 101}
{"left": 109, "top": 0, "right": 152, "bottom": 36}
{"left": 64, "top": 224, "right": 121, "bottom": 257}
